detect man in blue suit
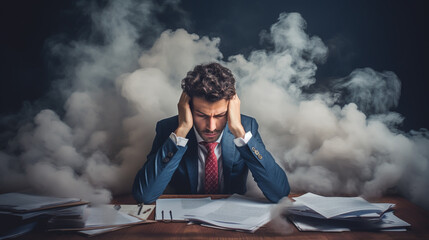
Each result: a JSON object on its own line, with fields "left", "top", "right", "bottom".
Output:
{"left": 133, "top": 63, "right": 290, "bottom": 204}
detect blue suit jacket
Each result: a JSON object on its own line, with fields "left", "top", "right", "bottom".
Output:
{"left": 132, "top": 115, "right": 290, "bottom": 204}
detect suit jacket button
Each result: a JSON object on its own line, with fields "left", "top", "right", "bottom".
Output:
{"left": 254, "top": 150, "right": 259, "bottom": 155}
{"left": 251, "top": 147, "right": 256, "bottom": 151}
{"left": 258, "top": 155, "right": 262, "bottom": 160}
{"left": 162, "top": 157, "right": 170, "bottom": 163}
{"left": 167, "top": 152, "right": 174, "bottom": 158}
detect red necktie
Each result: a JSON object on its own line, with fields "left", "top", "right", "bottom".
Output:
{"left": 200, "top": 141, "right": 219, "bottom": 194}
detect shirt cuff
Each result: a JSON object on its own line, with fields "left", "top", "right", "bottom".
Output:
{"left": 233, "top": 131, "right": 252, "bottom": 147}
{"left": 169, "top": 132, "right": 189, "bottom": 147}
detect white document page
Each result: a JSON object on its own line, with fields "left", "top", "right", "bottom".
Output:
{"left": 155, "top": 197, "right": 212, "bottom": 221}
{"left": 76, "top": 205, "right": 152, "bottom": 236}
{"left": 293, "top": 193, "right": 385, "bottom": 219}
{"left": 184, "top": 194, "right": 274, "bottom": 232}
{"left": 78, "top": 206, "right": 141, "bottom": 236}
{"left": 111, "top": 204, "right": 154, "bottom": 220}
{"left": 83, "top": 205, "right": 142, "bottom": 228}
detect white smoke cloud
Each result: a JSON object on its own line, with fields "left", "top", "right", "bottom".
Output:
{"left": 0, "top": 1, "right": 428, "bottom": 211}
{"left": 226, "top": 13, "right": 429, "bottom": 210}
{"left": 0, "top": 0, "right": 184, "bottom": 203}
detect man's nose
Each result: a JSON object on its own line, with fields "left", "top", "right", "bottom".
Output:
{"left": 208, "top": 117, "right": 216, "bottom": 131}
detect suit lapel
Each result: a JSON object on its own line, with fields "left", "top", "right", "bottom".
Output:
{"left": 221, "top": 124, "right": 235, "bottom": 193}
{"left": 184, "top": 130, "right": 198, "bottom": 193}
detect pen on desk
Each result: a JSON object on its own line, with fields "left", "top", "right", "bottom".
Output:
{"left": 142, "top": 207, "right": 151, "bottom": 214}
{"left": 138, "top": 204, "right": 143, "bottom": 215}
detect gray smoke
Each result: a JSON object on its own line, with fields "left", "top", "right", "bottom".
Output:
{"left": 230, "top": 13, "right": 429, "bottom": 209}
{"left": 333, "top": 68, "right": 401, "bottom": 114}
{"left": 0, "top": 1, "right": 428, "bottom": 211}
{"left": 0, "top": 0, "right": 185, "bottom": 203}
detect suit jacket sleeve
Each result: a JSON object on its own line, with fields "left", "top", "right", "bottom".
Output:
{"left": 132, "top": 120, "right": 186, "bottom": 204}
{"left": 236, "top": 118, "right": 290, "bottom": 203}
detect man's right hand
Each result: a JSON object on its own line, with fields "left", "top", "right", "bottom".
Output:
{"left": 174, "top": 92, "right": 193, "bottom": 138}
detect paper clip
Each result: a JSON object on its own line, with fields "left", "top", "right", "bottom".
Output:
{"left": 161, "top": 210, "right": 173, "bottom": 222}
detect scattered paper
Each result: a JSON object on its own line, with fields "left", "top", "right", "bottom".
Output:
{"left": 288, "top": 193, "right": 410, "bottom": 232}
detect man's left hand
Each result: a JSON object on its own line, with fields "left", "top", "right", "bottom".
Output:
{"left": 228, "top": 94, "right": 246, "bottom": 138}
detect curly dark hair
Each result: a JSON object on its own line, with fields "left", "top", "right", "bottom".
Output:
{"left": 181, "top": 63, "right": 236, "bottom": 102}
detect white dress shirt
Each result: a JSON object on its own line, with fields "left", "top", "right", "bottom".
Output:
{"left": 169, "top": 127, "right": 253, "bottom": 193}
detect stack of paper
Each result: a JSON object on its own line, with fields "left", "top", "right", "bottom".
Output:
{"left": 184, "top": 194, "right": 274, "bottom": 232}
{"left": 0, "top": 192, "right": 85, "bottom": 212}
{"left": 287, "top": 193, "right": 410, "bottom": 232}
{"left": 0, "top": 192, "right": 87, "bottom": 239}
{"left": 0, "top": 193, "right": 155, "bottom": 238}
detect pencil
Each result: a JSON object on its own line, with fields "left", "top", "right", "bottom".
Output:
{"left": 142, "top": 207, "right": 151, "bottom": 214}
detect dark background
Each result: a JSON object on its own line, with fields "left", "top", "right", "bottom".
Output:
{"left": 1, "top": 0, "right": 428, "bottom": 132}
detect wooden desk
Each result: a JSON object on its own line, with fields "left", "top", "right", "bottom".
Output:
{"left": 17, "top": 194, "right": 429, "bottom": 240}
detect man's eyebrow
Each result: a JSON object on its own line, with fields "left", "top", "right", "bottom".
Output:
{"left": 215, "top": 111, "right": 227, "bottom": 117}
{"left": 195, "top": 110, "right": 209, "bottom": 116}
{"left": 195, "top": 110, "right": 227, "bottom": 116}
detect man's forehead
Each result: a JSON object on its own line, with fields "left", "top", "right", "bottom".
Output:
{"left": 192, "top": 97, "right": 228, "bottom": 115}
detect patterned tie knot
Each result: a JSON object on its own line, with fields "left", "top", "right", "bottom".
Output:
{"left": 200, "top": 141, "right": 218, "bottom": 153}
